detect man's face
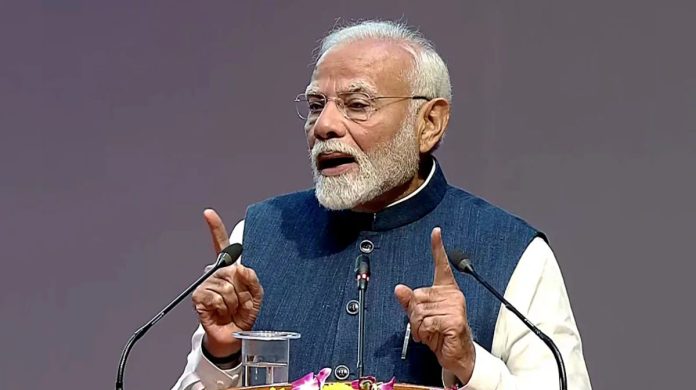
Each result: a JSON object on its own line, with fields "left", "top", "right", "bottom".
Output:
{"left": 304, "top": 39, "right": 421, "bottom": 210}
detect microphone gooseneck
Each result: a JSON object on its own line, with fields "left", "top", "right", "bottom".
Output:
{"left": 115, "top": 243, "right": 243, "bottom": 390}
{"left": 447, "top": 250, "right": 568, "bottom": 390}
{"left": 354, "top": 254, "right": 370, "bottom": 379}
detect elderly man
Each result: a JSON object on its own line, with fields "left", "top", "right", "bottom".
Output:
{"left": 173, "top": 21, "right": 591, "bottom": 390}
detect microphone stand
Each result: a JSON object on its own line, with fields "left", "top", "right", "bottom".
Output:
{"left": 355, "top": 254, "right": 370, "bottom": 379}
{"left": 448, "top": 251, "right": 568, "bottom": 390}
{"left": 115, "top": 244, "right": 242, "bottom": 390}
{"left": 357, "top": 285, "right": 367, "bottom": 378}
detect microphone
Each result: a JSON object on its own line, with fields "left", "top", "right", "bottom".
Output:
{"left": 355, "top": 254, "right": 371, "bottom": 290}
{"left": 354, "top": 254, "right": 370, "bottom": 378}
{"left": 447, "top": 250, "right": 568, "bottom": 390}
{"left": 115, "top": 243, "right": 243, "bottom": 390}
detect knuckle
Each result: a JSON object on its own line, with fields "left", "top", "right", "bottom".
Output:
{"left": 219, "top": 280, "right": 235, "bottom": 294}
{"left": 421, "top": 317, "right": 431, "bottom": 330}
{"left": 192, "top": 286, "right": 205, "bottom": 300}
{"left": 193, "top": 289, "right": 213, "bottom": 304}
{"left": 409, "top": 316, "right": 421, "bottom": 330}
{"left": 211, "top": 294, "right": 224, "bottom": 307}
{"left": 422, "top": 317, "right": 436, "bottom": 332}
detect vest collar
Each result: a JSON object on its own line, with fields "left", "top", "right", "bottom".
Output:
{"left": 332, "top": 158, "right": 449, "bottom": 232}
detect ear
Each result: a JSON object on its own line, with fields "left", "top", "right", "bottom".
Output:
{"left": 416, "top": 98, "right": 450, "bottom": 154}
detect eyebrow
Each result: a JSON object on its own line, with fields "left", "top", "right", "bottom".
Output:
{"left": 341, "top": 81, "right": 378, "bottom": 96}
{"left": 304, "top": 81, "right": 379, "bottom": 97}
{"left": 305, "top": 86, "right": 321, "bottom": 95}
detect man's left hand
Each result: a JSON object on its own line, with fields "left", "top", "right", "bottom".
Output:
{"left": 394, "top": 227, "right": 476, "bottom": 384}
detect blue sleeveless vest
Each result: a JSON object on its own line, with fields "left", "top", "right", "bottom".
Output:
{"left": 242, "top": 162, "right": 541, "bottom": 386}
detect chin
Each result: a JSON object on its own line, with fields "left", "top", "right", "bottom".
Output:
{"left": 315, "top": 191, "right": 358, "bottom": 210}
{"left": 314, "top": 178, "right": 358, "bottom": 210}
{"left": 315, "top": 180, "right": 390, "bottom": 212}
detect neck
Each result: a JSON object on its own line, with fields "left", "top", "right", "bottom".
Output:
{"left": 352, "top": 159, "right": 431, "bottom": 213}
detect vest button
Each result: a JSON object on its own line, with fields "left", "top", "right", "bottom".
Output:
{"left": 359, "top": 240, "right": 374, "bottom": 254}
{"left": 345, "top": 299, "right": 359, "bottom": 315}
{"left": 334, "top": 364, "right": 350, "bottom": 380}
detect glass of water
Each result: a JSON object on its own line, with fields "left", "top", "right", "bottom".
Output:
{"left": 234, "top": 330, "right": 301, "bottom": 386}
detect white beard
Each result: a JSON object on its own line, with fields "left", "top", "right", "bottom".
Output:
{"left": 310, "top": 113, "right": 420, "bottom": 210}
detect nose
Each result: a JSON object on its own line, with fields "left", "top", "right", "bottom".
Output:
{"left": 310, "top": 99, "right": 347, "bottom": 141}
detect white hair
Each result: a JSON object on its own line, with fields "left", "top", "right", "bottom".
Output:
{"left": 316, "top": 20, "right": 452, "bottom": 103}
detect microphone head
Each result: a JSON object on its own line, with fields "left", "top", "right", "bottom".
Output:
{"left": 217, "top": 243, "right": 243, "bottom": 267}
{"left": 447, "top": 249, "right": 473, "bottom": 274}
{"left": 355, "top": 254, "right": 370, "bottom": 276}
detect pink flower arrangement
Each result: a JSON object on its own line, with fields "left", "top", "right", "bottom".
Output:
{"left": 290, "top": 368, "right": 332, "bottom": 390}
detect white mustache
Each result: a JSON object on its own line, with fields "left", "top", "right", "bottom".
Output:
{"left": 310, "top": 140, "right": 362, "bottom": 163}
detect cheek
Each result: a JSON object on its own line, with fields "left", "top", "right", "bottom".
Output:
{"left": 305, "top": 126, "right": 316, "bottom": 149}
{"left": 345, "top": 126, "right": 376, "bottom": 153}
{"left": 353, "top": 122, "right": 396, "bottom": 152}
{"left": 350, "top": 133, "right": 372, "bottom": 152}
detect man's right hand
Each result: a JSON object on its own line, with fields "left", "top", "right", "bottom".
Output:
{"left": 192, "top": 209, "right": 264, "bottom": 358}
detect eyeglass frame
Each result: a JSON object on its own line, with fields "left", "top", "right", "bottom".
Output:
{"left": 294, "top": 92, "right": 431, "bottom": 123}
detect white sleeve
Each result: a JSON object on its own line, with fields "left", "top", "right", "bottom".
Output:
{"left": 443, "top": 237, "right": 592, "bottom": 390}
{"left": 170, "top": 220, "right": 246, "bottom": 390}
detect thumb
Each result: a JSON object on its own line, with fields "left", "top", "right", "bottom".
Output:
{"left": 394, "top": 284, "right": 414, "bottom": 311}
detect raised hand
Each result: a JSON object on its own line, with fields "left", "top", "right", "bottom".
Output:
{"left": 394, "top": 227, "right": 476, "bottom": 384}
{"left": 192, "top": 209, "right": 264, "bottom": 358}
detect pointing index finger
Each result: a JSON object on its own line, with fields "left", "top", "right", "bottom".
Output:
{"left": 431, "top": 227, "right": 457, "bottom": 286}
{"left": 204, "top": 208, "right": 230, "bottom": 254}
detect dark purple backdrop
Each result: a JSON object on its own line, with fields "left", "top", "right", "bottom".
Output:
{"left": 1, "top": 1, "right": 694, "bottom": 389}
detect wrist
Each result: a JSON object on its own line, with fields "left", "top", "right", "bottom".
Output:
{"left": 202, "top": 336, "right": 241, "bottom": 369}
{"left": 452, "top": 347, "right": 476, "bottom": 386}
{"left": 202, "top": 334, "right": 241, "bottom": 359}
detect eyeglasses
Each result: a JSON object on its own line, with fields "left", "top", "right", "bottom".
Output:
{"left": 294, "top": 92, "right": 430, "bottom": 123}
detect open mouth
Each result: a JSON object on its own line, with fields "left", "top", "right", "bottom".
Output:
{"left": 316, "top": 152, "right": 358, "bottom": 175}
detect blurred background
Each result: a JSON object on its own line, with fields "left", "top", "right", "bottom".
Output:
{"left": 1, "top": 1, "right": 694, "bottom": 388}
